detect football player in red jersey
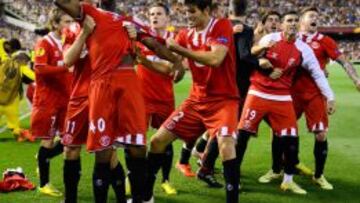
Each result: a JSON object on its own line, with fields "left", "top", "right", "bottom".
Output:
{"left": 54, "top": 1, "right": 184, "bottom": 203}
{"left": 237, "top": 11, "right": 335, "bottom": 195}
{"left": 135, "top": 2, "right": 178, "bottom": 195}
{"left": 32, "top": 8, "right": 73, "bottom": 197}
{"left": 145, "top": 0, "right": 240, "bottom": 202}
{"left": 295, "top": 7, "right": 359, "bottom": 189}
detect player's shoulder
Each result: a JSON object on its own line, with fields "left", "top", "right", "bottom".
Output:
{"left": 295, "top": 38, "right": 314, "bottom": 55}
{"left": 318, "top": 34, "right": 337, "bottom": 45}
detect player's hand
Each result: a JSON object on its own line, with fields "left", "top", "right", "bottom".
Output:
{"left": 269, "top": 68, "right": 283, "bottom": 80}
{"left": 172, "top": 60, "right": 185, "bottom": 83}
{"left": 123, "top": 22, "right": 137, "bottom": 40}
{"left": 233, "top": 24, "right": 244, "bottom": 33}
{"left": 327, "top": 100, "right": 336, "bottom": 115}
{"left": 324, "top": 69, "right": 330, "bottom": 78}
{"left": 82, "top": 15, "right": 96, "bottom": 36}
{"left": 264, "top": 40, "right": 276, "bottom": 49}
{"left": 166, "top": 38, "right": 179, "bottom": 50}
{"left": 259, "top": 58, "right": 273, "bottom": 69}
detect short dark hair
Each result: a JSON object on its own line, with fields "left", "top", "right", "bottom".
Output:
{"left": 230, "top": 0, "right": 247, "bottom": 16}
{"left": 184, "top": 0, "right": 212, "bottom": 11}
{"left": 7, "top": 38, "right": 21, "bottom": 51}
{"left": 281, "top": 10, "right": 298, "bottom": 21}
{"left": 261, "top": 10, "right": 281, "bottom": 24}
{"left": 149, "top": 2, "right": 170, "bottom": 15}
{"left": 300, "top": 7, "right": 318, "bottom": 16}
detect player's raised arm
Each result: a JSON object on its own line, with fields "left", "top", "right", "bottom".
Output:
{"left": 298, "top": 41, "right": 336, "bottom": 114}
{"left": 140, "top": 37, "right": 185, "bottom": 83}
{"left": 336, "top": 55, "right": 360, "bottom": 91}
{"left": 64, "top": 16, "right": 96, "bottom": 67}
{"left": 54, "top": 0, "right": 81, "bottom": 19}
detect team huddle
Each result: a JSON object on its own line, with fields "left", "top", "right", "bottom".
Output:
{"left": 28, "top": 0, "right": 360, "bottom": 203}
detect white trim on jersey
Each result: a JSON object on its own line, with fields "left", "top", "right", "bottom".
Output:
{"left": 258, "top": 32, "right": 282, "bottom": 47}
{"left": 248, "top": 89, "right": 292, "bottom": 101}
{"left": 294, "top": 39, "right": 335, "bottom": 101}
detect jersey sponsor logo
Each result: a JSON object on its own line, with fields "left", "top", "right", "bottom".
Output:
{"left": 311, "top": 41, "right": 320, "bottom": 49}
{"left": 35, "top": 47, "right": 45, "bottom": 57}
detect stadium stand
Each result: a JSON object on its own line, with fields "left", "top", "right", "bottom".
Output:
{"left": 0, "top": 0, "right": 359, "bottom": 59}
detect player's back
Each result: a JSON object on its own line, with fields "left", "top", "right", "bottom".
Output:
{"left": 33, "top": 33, "right": 72, "bottom": 108}
{"left": 176, "top": 18, "right": 238, "bottom": 101}
{"left": 81, "top": 3, "right": 133, "bottom": 80}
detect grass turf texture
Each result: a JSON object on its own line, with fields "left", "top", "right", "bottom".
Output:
{"left": 0, "top": 63, "right": 359, "bottom": 203}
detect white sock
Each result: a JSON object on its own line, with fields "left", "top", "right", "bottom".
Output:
{"left": 283, "top": 173, "right": 293, "bottom": 183}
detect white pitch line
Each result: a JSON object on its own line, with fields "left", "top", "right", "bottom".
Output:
{"left": 0, "top": 111, "right": 31, "bottom": 133}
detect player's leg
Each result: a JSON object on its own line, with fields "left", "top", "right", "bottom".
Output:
{"left": 197, "top": 136, "right": 222, "bottom": 188}
{"left": 62, "top": 107, "right": 89, "bottom": 203}
{"left": 305, "top": 96, "right": 332, "bottom": 189}
{"left": 93, "top": 149, "right": 114, "bottom": 203}
{"left": 144, "top": 127, "right": 177, "bottom": 202}
{"left": 109, "top": 150, "right": 126, "bottom": 203}
{"left": 270, "top": 101, "right": 306, "bottom": 194}
{"left": 63, "top": 146, "right": 82, "bottom": 203}
{"left": 203, "top": 99, "right": 240, "bottom": 203}
{"left": 193, "top": 132, "right": 209, "bottom": 159}
{"left": 32, "top": 108, "right": 64, "bottom": 196}
{"left": 176, "top": 142, "right": 196, "bottom": 177}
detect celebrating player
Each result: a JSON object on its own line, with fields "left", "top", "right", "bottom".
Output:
{"left": 144, "top": 0, "right": 240, "bottom": 202}
{"left": 32, "top": 8, "right": 73, "bottom": 197}
{"left": 237, "top": 11, "right": 335, "bottom": 195}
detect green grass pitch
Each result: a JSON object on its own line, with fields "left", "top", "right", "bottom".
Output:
{"left": 0, "top": 63, "right": 359, "bottom": 203}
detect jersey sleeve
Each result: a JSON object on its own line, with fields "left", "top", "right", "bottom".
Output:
{"left": 297, "top": 40, "right": 335, "bottom": 101}
{"left": 80, "top": 3, "right": 100, "bottom": 21}
{"left": 207, "top": 19, "right": 233, "bottom": 48}
{"left": 175, "top": 29, "right": 188, "bottom": 48}
{"left": 322, "top": 36, "right": 341, "bottom": 60}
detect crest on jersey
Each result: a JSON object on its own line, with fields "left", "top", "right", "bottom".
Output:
{"left": 35, "top": 47, "right": 45, "bottom": 57}
{"left": 288, "top": 58, "right": 296, "bottom": 67}
{"left": 311, "top": 41, "right": 320, "bottom": 49}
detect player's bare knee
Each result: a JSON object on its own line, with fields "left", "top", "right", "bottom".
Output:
{"left": 150, "top": 127, "right": 176, "bottom": 153}
{"left": 40, "top": 139, "right": 54, "bottom": 148}
{"left": 95, "top": 148, "right": 113, "bottom": 163}
{"left": 218, "top": 137, "right": 236, "bottom": 161}
{"left": 127, "top": 146, "right": 147, "bottom": 158}
{"left": 315, "top": 131, "right": 327, "bottom": 141}
{"left": 64, "top": 146, "right": 81, "bottom": 160}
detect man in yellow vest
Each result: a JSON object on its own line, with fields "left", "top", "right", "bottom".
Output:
{"left": 0, "top": 38, "right": 34, "bottom": 142}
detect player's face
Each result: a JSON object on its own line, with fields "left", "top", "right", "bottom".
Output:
{"left": 301, "top": 11, "right": 319, "bottom": 33}
{"left": 55, "top": 15, "right": 73, "bottom": 32}
{"left": 282, "top": 14, "right": 299, "bottom": 36}
{"left": 185, "top": 5, "right": 207, "bottom": 28}
{"left": 149, "top": 7, "right": 169, "bottom": 30}
{"left": 264, "top": 15, "right": 280, "bottom": 33}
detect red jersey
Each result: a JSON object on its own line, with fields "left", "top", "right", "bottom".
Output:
{"left": 292, "top": 32, "right": 341, "bottom": 97}
{"left": 62, "top": 23, "right": 91, "bottom": 100}
{"left": 249, "top": 32, "right": 334, "bottom": 101}
{"left": 80, "top": 3, "right": 134, "bottom": 80}
{"left": 175, "top": 18, "right": 238, "bottom": 101}
{"left": 137, "top": 30, "right": 175, "bottom": 104}
{"left": 33, "top": 32, "right": 72, "bottom": 108}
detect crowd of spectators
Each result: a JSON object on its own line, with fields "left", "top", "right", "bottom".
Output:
{"left": 0, "top": 0, "right": 359, "bottom": 60}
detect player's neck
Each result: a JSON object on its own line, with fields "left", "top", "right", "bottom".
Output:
{"left": 52, "top": 30, "right": 62, "bottom": 40}
{"left": 284, "top": 32, "right": 297, "bottom": 41}
{"left": 154, "top": 28, "right": 166, "bottom": 36}
{"left": 196, "top": 16, "right": 211, "bottom": 31}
